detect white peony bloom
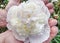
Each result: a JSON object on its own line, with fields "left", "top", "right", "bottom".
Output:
{"left": 7, "top": 0, "right": 50, "bottom": 43}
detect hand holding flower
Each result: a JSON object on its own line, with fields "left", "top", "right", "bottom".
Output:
{"left": 0, "top": 0, "right": 58, "bottom": 43}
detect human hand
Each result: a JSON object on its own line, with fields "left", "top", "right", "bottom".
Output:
{"left": 43, "top": 0, "right": 58, "bottom": 43}
{"left": 0, "top": 0, "right": 20, "bottom": 27}
{"left": 0, "top": 0, "right": 58, "bottom": 43}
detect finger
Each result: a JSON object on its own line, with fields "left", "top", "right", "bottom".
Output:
{"left": 45, "top": 2, "right": 54, "bottom": 14}
{"left": 5, "top": 0, "right": 20, "bottom": 11}
{"left": 46, "top": 3, "right": 54, "bottom": 14}
{"left": 3, "top": 30, "right": 24, "bottom": 43}
{"left": 49, "top": 18, "right": 57, "bottom": 27}
{"left": 0, "top": 21, "right": 7, "bottom": 27}
{"left": 43, "top": 1, "right": 54, "bottom": 14}
{"left": 50, "top": 26, "right": 58, "bottom": 38}
{"left": 42, "top": 0, "right": 49, "bottom": 4}
{"left": 46, "top": 3, "right": 54, "bottom": 9}
{"left": 49, "top": 8, "right": 54, "bottom": 14}
{"left": 49, "top": 26, "right": 58, "bottom": 41}
{"left": 43, "top": 26, "right": 58, "bottom": 43}
{"left": 0, "top": 9, "right": 7, "bottom": 27}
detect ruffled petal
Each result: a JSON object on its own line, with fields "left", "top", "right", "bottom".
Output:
{"left": 29, "top": 24, "right": 50, "bottom": 43}
{"left": 28, "top": 0, "right": 50, "bottom": 19}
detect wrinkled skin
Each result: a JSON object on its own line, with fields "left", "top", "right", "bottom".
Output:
{"left": 0, "top": 0, "right": 58, "bottom": 43}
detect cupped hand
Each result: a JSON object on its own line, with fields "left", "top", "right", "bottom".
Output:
{"left": 0, "top": 0, "right": 58, "bottom": 43}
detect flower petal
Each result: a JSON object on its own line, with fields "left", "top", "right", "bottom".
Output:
{"left": 29, "top": 24, "right": 50, "bottom": 43}
{"left": 28, "top": 0, "right": 50, "bottom": 19}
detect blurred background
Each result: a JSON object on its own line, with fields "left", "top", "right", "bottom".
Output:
{"left": 0, "top": 0, "right": 60, "bottom": 43}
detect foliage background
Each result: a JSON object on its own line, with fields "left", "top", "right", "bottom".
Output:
{"left": 0, "top": 0, "right": 60, "bottom": 43}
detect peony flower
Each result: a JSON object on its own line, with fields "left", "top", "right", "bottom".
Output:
{"left": 7, "top": 0, "right": 50, "bottom": 43}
